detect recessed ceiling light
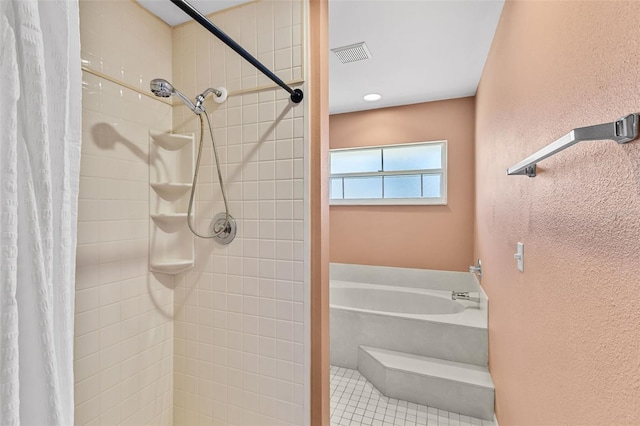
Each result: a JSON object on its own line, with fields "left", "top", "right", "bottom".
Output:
{"left": 363, "top": 93, "right": 382, "bottom": 102}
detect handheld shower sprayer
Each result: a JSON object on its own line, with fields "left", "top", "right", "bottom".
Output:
{"left": 150, "top": 78, "right": 227, "bottom": 114}
{"left": 149, "top": 78, "right": 235, "bottom": 244}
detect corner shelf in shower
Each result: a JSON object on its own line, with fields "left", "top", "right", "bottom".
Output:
{"left": 149, "top": 131, "right": 195, "bottom": 275}
{"left": 150, "top": 259, "right": 194, "bottom": 275}
{"left": 150, "top": 183, "right": 192, "bottom": 201}
{"left": 150, "top": 213, "right": 189, "bottom": 233}
{"left": 150, "top": 131, "right": 192, "bottom": 151}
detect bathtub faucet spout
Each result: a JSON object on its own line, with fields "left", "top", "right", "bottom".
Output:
{"left": 451, "top": 291, "right": 480, "bottom": 303}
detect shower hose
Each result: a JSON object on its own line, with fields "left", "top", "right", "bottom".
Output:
{"left": 186, "top": 112, "right": 231, "bottom": 239}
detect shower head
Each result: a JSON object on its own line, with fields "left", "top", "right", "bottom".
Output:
{"left": 150, "top": 78, "right": 199, "bottom": 113}
{"left": 150, "top": 78, "right": 227, "bottom": 114}
{"left": 150, "top": 78, "right": 174, "bottom": 98}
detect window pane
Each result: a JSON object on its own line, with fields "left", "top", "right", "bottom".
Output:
{"left": 330, "top": 149, "right": 382, "bottom": 174}
{"left": 422, "top": 174, "right": 441, "bottom": 198}
{"left": 330, "top": 178, "right": 343, "bottom": 199}
{"left": 343, "top": 176, "right": 382, "bottom": 199}
{"left": 384, "top": 175, "right": 421, "bottom": 198}
{"left": 384, "top": 144, "right": 442, "bottom": 171}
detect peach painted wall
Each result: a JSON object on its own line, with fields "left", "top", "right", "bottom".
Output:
{"left": 330, "top": 98, "right": 475, "bottom": 271}
{"left": 475, "top": 1, "right": 640, "bottom": 424}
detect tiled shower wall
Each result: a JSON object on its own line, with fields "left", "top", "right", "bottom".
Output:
{"left": 171, "top": 1, "right": 307, "bottom": 424}
{"left": 75, "top": 1, "right": 174, "bottom": 424}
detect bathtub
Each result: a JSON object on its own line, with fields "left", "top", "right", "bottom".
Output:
{"left": 330, "top": 263, "right": 489, "bottom": 368}
{"left": 331, "top": 283, "right": 466, "bottom": 315}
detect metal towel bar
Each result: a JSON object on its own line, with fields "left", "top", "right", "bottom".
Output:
{"left": 507, "top": 113, "right": 639, "bottom": 177}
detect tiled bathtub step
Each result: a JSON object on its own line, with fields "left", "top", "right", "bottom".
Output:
{"left": 358, "top": 346, "right": 495, "bottom": 421}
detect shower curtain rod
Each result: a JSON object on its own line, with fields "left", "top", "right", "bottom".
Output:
{"left": 170, "top": 0, "right": 304, "bottom": 104}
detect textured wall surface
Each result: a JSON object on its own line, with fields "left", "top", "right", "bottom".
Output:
{"left": 76, "top": 1, "right": 174, "bottom": 424}
{"left": 329, "top": 98, "right": 475, "bottom": 272}
{"left": 475, "top": 1, "right": 640, "bottom": 424}
{"left": 171, "top": 1, "right": 307, "bottom": 424}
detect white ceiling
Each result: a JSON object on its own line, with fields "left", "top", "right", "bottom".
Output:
{"left": 136, "top": 0, "right": 250, "bottom": 26}
{"left": 136, "top": 0, "right": 504, "bottom": 114}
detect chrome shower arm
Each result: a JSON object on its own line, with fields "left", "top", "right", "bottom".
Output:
{"left": 194, "top": 88, "right": 228, "bottom": 114}
{"left": 193, "top": 88, "right": 221, "bottom": 114}
{"left": 199, "top": 88, "right": 222, "bottom": 98}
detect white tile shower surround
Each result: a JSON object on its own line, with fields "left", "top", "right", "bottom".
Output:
{"left": 171, "top": 1, "right": 307, "bottom": 425}
{"left": 331, "top": 366, "right": 495, "bottom": 426}
{"left": 76, "top": 0, "right": 175, "bottom": 423}
{"left": 77, "top": 0, "right": 307, "bottom": 424}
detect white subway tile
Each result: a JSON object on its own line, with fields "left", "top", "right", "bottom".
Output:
{"left": 259, "top": 161, "right": 276, "bottom": 181}
{"left": 259, "top": 298, "right": 276, "bottom": 319}
{"left": 259, "top": 355, "right": 276, "bottom": 378}
{"left": 244, "top": 296, "right": 260, "bottom": 316}
{"left": 276, "top": 200, "right": 293, "bottom": 220}
{"left": 259, "top": 259, "right": 276, "bottom": 279}
{"left": 227, "top": 294, "right": 243, "bottom": 313}
{"left": 275, "top": 300, "right": 293, "bottom": 321}
{"left": 276, "top": 280, "right": 293, "bottom": 301}
{"left": 292, "top": 282, "right": 304, "bottom": 303}
{"left": 259, "top": 240, "right": 276, "bottom": 260}
{"left": 243, "top": 276, "right": 259, "bottom": 296}
{"left": 276, "top": 320, "right": 294, "bottom": 342}
{"left": 243, "top": 257, "right": 259, "bottom": 277}
{"left": 275, "top": 48, "right": 293, "bottom": 71}
{"left": 259, "top": 220, "right": 276, "bottom": 240}
{"left": 244, "top": 314, "right": 260, "bottom": 335}
{"left": 276, "top": 260, "right": 294, "bottom": 281}
{"left": 275, "top": 340, "right": 294, "bottom": 362}
{"left": 275, "top": 159, "right": 293, "bottom": 180}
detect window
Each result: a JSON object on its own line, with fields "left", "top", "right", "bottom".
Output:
{"left": 329, "top": 141, "right": 447, "bottom": 205}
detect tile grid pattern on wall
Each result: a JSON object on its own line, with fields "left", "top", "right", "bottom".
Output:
{"left": 330, "top": 367, "right": 494, "bottom": 426}
{"left": 171, "top": 1, "right": 307, "bottom": 425}
{"left": 75, "top": 0, "right": 174, "bottom": 424}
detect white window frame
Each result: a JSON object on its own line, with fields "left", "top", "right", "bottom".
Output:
{"left": 329, "top": 140, "right": 448, "bottom": 206}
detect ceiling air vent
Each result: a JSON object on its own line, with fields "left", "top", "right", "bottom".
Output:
{"left": 331, "top": 42, "right": 372, "bottom": 64}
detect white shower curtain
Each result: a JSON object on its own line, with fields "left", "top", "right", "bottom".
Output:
{"left": 0, "top": 0, "right": 81, "bottom": 424}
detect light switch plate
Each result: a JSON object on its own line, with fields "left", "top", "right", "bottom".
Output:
{"left": 515, "top": 242, "right": 524, "bottom": 272}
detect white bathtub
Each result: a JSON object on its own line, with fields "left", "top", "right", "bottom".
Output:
{"left": 331, "top": 283, "right": 465, "bottom": 315}
{"left": 330, "top": 264, "right": 489, "bottom": 368}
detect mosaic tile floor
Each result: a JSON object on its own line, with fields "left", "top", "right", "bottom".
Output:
{"left": 330, "top": 366, "right": 495, "bottom": 426}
